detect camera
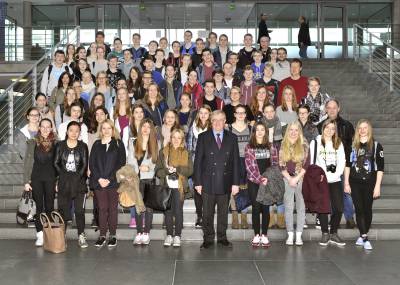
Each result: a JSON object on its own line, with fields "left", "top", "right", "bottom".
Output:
{"left": 168, "top": 172, "right": 179, "bottom": 181}
{"left": 326, "top": 164, "right": 337, "bottom": 173}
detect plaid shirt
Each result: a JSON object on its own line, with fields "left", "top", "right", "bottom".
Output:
{"left": 245, "top": 144, "right": 279, "bottom": 184}
{"left": 301, "top": 92, "right": 330, "bottom": 125}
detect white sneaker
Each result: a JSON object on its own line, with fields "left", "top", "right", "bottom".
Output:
{"left": 261, "top": 235, "right": 270, "bottom": 247}
{"left": 251, "top": 234, "right": 261, "bottom": 247}
{"left": 295, "top": 232, "right": 303, "bottom": 246}
{"left": 78, "top": 233, "right": 88, "bottom": 248}
{"left": 35, "top": 231, "right": 43, "bottom": 247}
{"left": 164, "top": 235, "right": 173, "bottom": 247}
{"left": 355, "top": 237, "right": 364, "bottom": 246}
{"left": 141, "top": 233, "right": 150, "bottom": 245}
{"left": 286, "top": 232, "right": 294, "bottom": 246}
{"left": 133, "top": 233, "right": 142, "bottom": 245}
{"left": 173, "top": 236, "right": 181, "bottom": 247}
{"left": 363, "top": 240, "right": 373, "bottom": 250}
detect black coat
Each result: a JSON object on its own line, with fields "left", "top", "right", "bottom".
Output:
{"left": 213, "top": 48, "right": 232, "bottom": 69}
{"left": 54, "top": 140, "right": 88, "bottom": 178}
{"left": 298, "top": 22, "right": 311, "bottom": 47}
{"left": 258, "top": 20, "right": 269, "bottom": 43}
{"left": 193, "top": 129, "right": 240, "bottom": 195}
{"left": 89, "top": 138, "right": 126, "bottom": 190}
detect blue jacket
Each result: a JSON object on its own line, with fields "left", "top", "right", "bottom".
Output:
{"left": 158, "top": 79, "right": 183, "bottom": 108}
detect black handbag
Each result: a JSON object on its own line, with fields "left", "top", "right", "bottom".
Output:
{"left": 234, "top": 189, "right": 251, "bottom": 212}
{"left": 143, "top": 181, "right": 172, "bottom": 211}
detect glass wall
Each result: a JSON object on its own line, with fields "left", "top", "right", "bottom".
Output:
{"left": 1, "top": 1, "right": 394, "bottom": 61}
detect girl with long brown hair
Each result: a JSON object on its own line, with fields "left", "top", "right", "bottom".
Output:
{"left": 128, "top": 119, "right": 159, "bottom": 246}
{"left": 110, "top": 87, "right": 131, "bottom": 151}
{"left": 309, "top": 119, "right": 346, "bottom": 247}
{"left": 250, "top": 86, "right": 269, "bottom": 121}
{"left": 344, "top": 119, "right": 384, "bottom": 250}
{"left": 23, "top": 118, "right": 57, "bottom": 247}
{"left": 187, "top": 105, "right": 212, "bottom": 228}
{"left": 55, "top": 86, "right": 77, "bottom": 128}
{"left": 142, "top": 83, "right": 168, "bottom": 127}
{"left": 276, "top": 85, "right": 298, "bottom": 126}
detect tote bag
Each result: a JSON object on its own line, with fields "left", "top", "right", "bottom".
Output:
{"left": 40, "top": 211, "right": 66, "bottom": 254}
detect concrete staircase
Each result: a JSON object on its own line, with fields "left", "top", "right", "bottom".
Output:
{"left": 0, "top": 59, "right": 399, "bottom": 242}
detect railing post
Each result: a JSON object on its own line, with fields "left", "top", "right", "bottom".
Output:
{"left": 390, "top": 48, "right": 394, "bottom": 92}
{"left": 77, "top": 27, "right": 80, "bottom": 46}
{"left": 369, "top": 33, "right": 373, "bottom": 73}
{"left": 353, "top": 25, "right": 357, "bottom": 61}
{"left": 32, "top": 65, "right": 37, "bottom": 103}
{"left": 8, "top": 88, "right": 13, "bottom": 145}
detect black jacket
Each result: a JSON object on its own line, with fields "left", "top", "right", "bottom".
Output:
{"left": 258, "top": 20, "right": 269, "bottom": 43}
{"left": 318, "top": 116, "right": 355, "bottom": 157}
{"left": 213, "top": 48, "right": 232, "bottom": 69}
{"left": 54, "top": 140, "right": 88, "bottom": 178}
{"left": 193, "top": 129, "right": 240, "bottom": 195}
{"left": 298, "top": 22, "right": 311, "bottom": 47}
{"left": 89, "top": 138, "right": 126, "bottom": 190}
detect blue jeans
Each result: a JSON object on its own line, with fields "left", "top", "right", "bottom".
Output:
{"left": 340, "top": 175, "right": 354, "bottom": 220}
{"left": 299, "top": 45, "right": 308, "bottom": 58}
{"left": 130, "top": 206, "right": 136, "bottom": 218}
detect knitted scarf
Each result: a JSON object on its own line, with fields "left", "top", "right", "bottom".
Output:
{"left": 263, "top": 116, "right": 283, "bottom": 141}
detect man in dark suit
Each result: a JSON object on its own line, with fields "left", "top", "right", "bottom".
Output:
{"left": 193, "top": 110, "right": 240, "bottom": 249}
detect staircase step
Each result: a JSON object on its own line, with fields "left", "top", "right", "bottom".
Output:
{"left": 0, "top": 223, "right": 399, "bottom": 241}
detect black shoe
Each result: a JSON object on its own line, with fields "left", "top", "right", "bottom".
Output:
{"left": 95, "top": 236, "right": 106, "bottom": 248}
{"left": 329, "top": 233, "right": 346, "bottom": 246}
{"left": 91, "top": 219, "right": 98, "bottom": 228}
{"left": 319, "top": 233, "right": 330, "bottom": 246}
{"left": 195, "top": 218, "right": 202, "bottom": 229}
{"left": 346, "top": 218, "right": 356, "bottom": 229}
{"left": 217, "top": 239, "right": 233, "bottom": 248}
{"left": 107, "top": 236, "right": 117, "bottom": 247}
{"left": 200, "top": 241, "right": 213, "bottom": 250}
{"left": 315, "top": 217, "right": 321, "bottom": 230}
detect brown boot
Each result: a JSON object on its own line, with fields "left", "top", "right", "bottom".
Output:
{"left": 277, "top": 213, "right": 286, "bottom": 229}
{"left": 269, "top": 212, "right": 277, "bottom": 228}
{"left": 240, "top": 213, "right": 249, "bottom": 229}
{"left": 231, "top": 211, "right": 239, "bottom": 229}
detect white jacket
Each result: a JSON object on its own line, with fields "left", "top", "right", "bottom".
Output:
{"left": 309, "top": 135, "right": 346, "bottom": 183}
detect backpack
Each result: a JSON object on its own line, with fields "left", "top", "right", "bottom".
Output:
{"left": 47, "top": 64, "right": 70, "bottom": 81}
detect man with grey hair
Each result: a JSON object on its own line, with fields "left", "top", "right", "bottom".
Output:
{"left": 193, "top": 110, "right": 240, "bottom": 249}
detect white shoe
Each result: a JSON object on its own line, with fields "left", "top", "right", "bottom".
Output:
{"left": 35, "top": 231, "right": 43, "bottom": 247}
{"left": 355, "top": 237, "right": 364, "bottom": 246}
{"left": 173, "top": 236, "right": 181, "bottom": 247}
{"left": 363, "top": 240, "right": 373, "bottom": 250}
{"left": 78, "top": 233, "right": 88, "bottom": 248}
{"left": 164, "top": 235, "right": 173, "bottom": 247}
{"left": 295, "top": 232, "right": 303, "bottom": 246}
{"left": 141, "top": 233, "right": 150, "bottom": 245}
{"left": 251, "top": 234, "right": 261, "bottom": 247}
{"left": 261, "top": 235, "right": 270, "bottom": 247}
{"left": 133, "top": 233, "right": 142, "bottom": 245}
{"left": 286, "top": 232, "right": 294, "bottom": 246}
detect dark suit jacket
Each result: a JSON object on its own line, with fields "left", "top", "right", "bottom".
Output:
{"left": 193, "top": 129, "right": 240, "bottom": 195}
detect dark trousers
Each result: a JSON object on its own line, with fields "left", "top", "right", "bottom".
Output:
{"left": 248, "top": 180, "right": 270, "bottom": 235}
{"left": 202, "top": 191, "right": 229, "bottom": 242}
{"left": 95, "top": 188, "right": 118, "bottom": 236}
{"left": 92, "top": 190, "right": 99, "bottom": 224}
{"left": 318, "top": 213, "right": 329, "bottom": 234}
{"left": 58, "top": 191, "right": 86, "bottom": 235}
{"left": 31, "top": 180, "right": 55, "bottom": 232}
{"left": 165, "top": 188, "right": 184, "bottom": 237}
{"left": 194, "top": 189, "right": 203, "bottom": 219}
{"left": 135, "top": 179, "right": 153, "bottom": 234}
{"left": 328, "top": 182, "right": 344, "bottom": 234}
{"left": 350, "top": 179, "right": 374, "bottom": 236}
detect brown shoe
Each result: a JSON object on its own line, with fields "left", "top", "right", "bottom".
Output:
{"left": 269, "top": 212, "right": 277, "bottom": 229}
{"left": 240, "top": 213, "right": 249, "bottom": 229}
{"left": 231, "top": 211, "right": 239, "bottom": 229}
{"left": 277, "top": 214, "right": 286, "bottom": 229}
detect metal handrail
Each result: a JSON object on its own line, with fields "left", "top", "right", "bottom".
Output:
{"left": 0, "top": 26, "right": 80, "bottom": 145}
{"left": 353, "top": 24, "right": 400, "bottom": 93}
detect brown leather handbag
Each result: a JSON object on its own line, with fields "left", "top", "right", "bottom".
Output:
{"left": 40, "top": 211, "right": 66, "bottom": 253}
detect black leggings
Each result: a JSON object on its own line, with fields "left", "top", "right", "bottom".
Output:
{"left": 165, "top": 188, "right": 184, "bottom": 237}
{"left": 194, "top": 188, "right": 203, "bottom": 219}
{"left": 31, "top": 180, "right": 56, "bottom": 232}
{"left": 58, "top": 191, "right": 86, "bottom": 235}
{"left": 248, "top": 180, "right": 270, "bottom": 235}
{"left": 350, "top": 179, "right": 374, "bottom": 236}
{"left": 328, "top": 182, "right": 343, "bottom": 234}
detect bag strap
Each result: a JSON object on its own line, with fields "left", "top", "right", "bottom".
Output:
{"left": 51, "top": 211, "right": 65, "bottom": 226}
{"left": 313, "top": 139, "right": 317, "bottom": 165}
{"left": 40, "top": 213, "right": 52, "bottom": 229}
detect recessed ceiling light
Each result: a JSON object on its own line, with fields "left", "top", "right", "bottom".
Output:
{"left": 11, "top": 78, "right": 28, "bottom": 82}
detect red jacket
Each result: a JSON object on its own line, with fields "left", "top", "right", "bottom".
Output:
{"left": 302, "top": 164, "right": 331, "bottom": 214}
